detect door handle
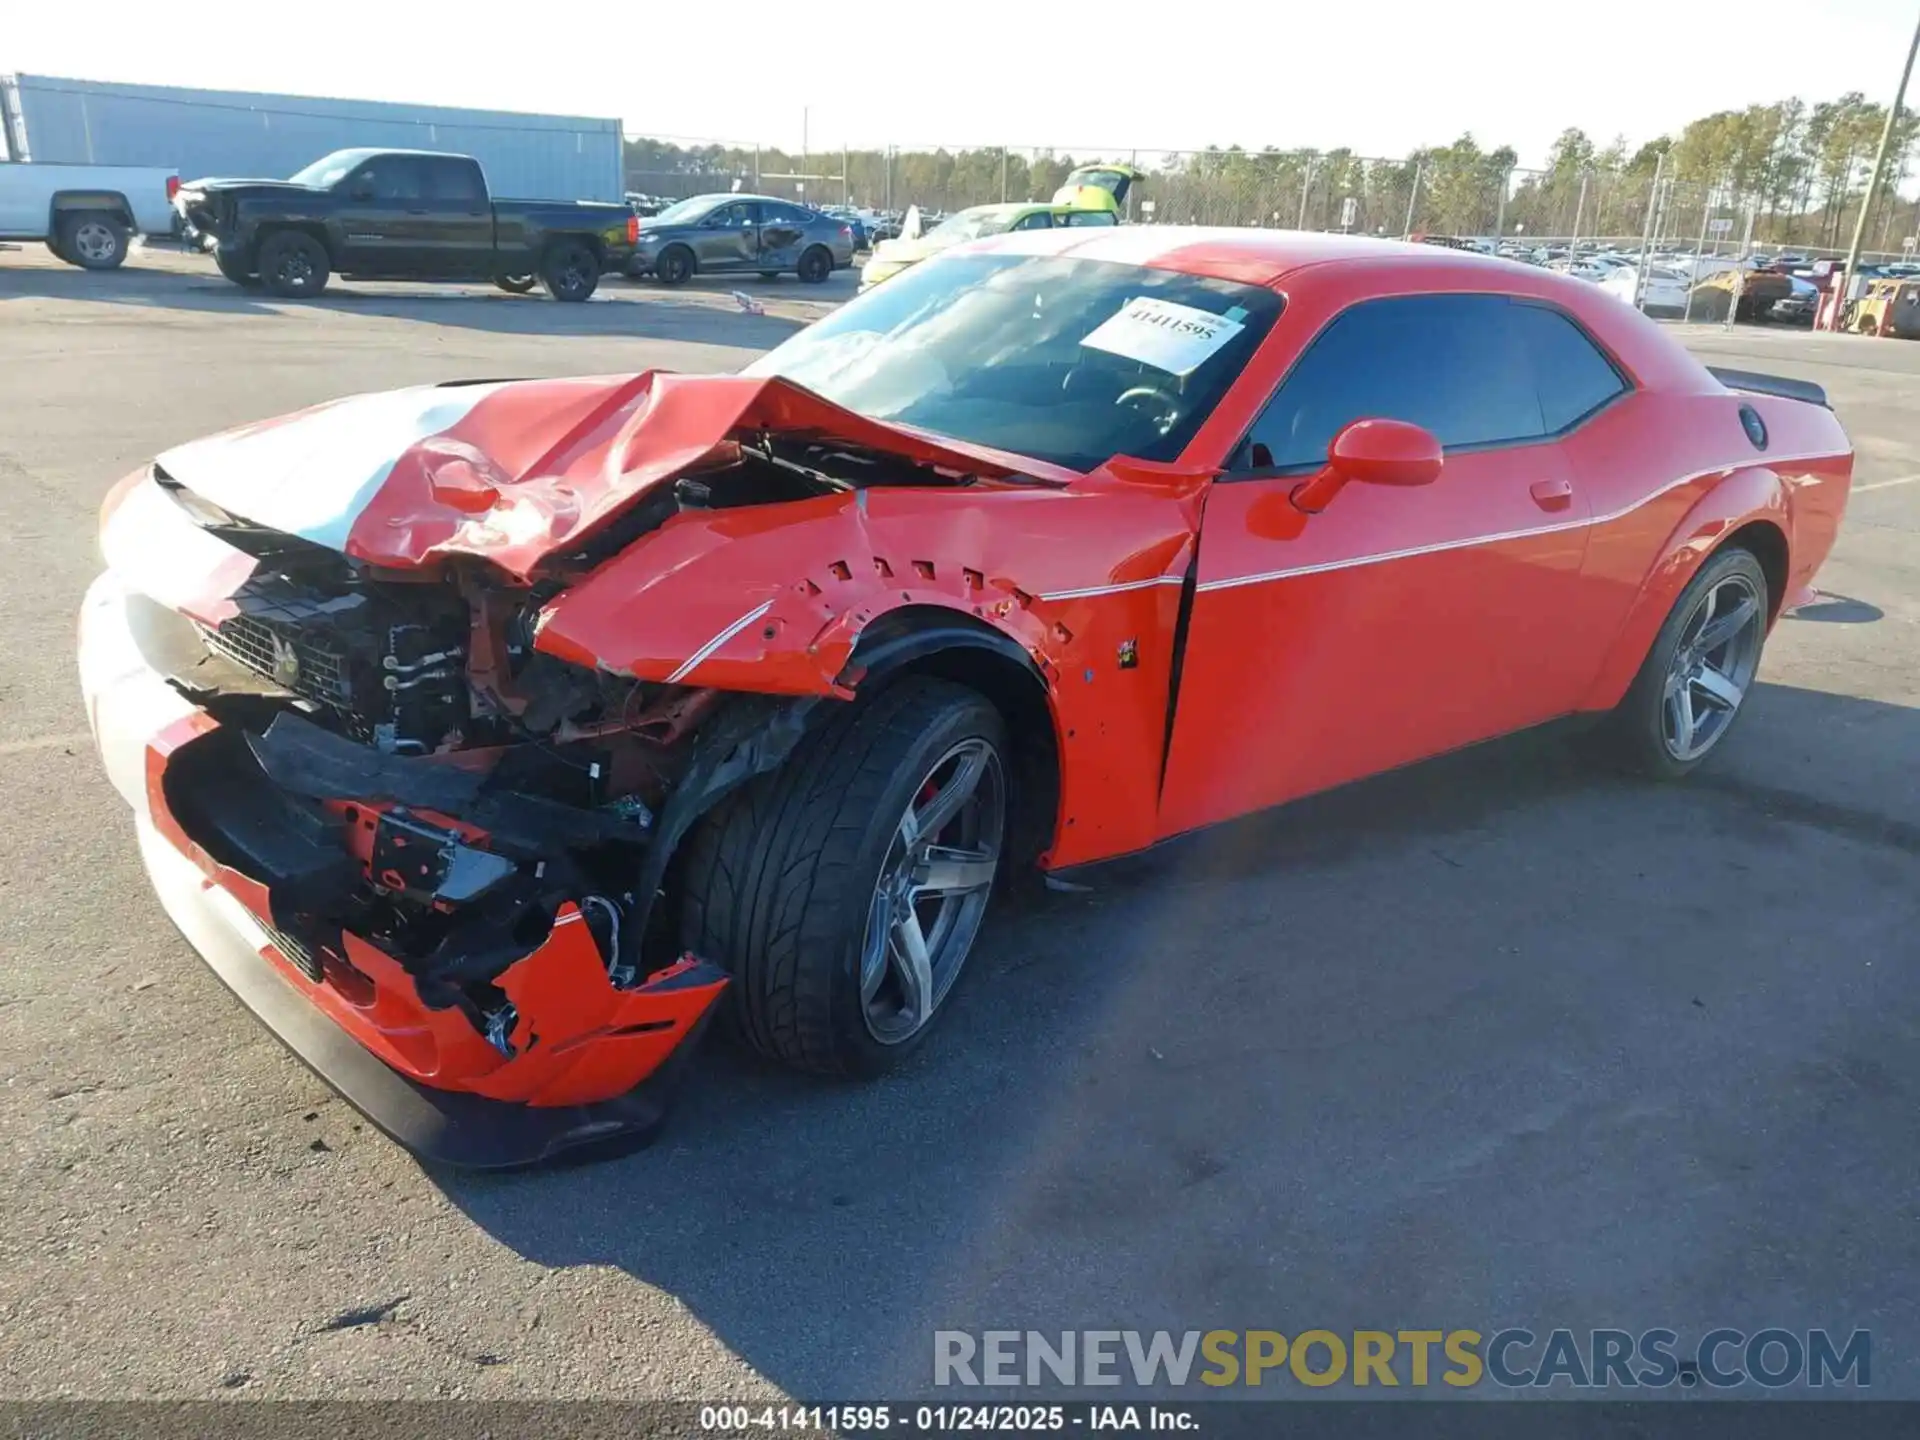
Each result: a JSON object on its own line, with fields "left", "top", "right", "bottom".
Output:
{"left": 1529, "top": 478, "right": 1575, "bottom": 510}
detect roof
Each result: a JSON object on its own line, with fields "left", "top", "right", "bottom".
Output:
{"left": 966, "top": 224, "right": 1545, "bottom": 287}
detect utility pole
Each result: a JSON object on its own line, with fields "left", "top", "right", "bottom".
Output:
{"left": 844, "top": 145, "right": 851, "bottom": 206}
{"left": 1683, "top": 186, "right": 1715, "bottom": 323}
{"left": 1403, "top": 161, "right": 1422, "bottom": 238}
{"left": 1297, "top": 156, "right": 1316, "bottom": 229}
{"left": 1567, "top": 170, "right": 1590, "bottom": 264}
{"left": 1632, "top": 149, "right": 1667, "bottom": 312}
{"left": 1833, "top": 3, "right": 1920, "bottom": 326}
{"left": 1494, "top": 167, "right": 1511, "bottom": 249}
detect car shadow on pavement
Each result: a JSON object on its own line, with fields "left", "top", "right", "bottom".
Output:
{"left": 0, "top": 262, "right": 814, "bottom": 343}
{"left": 436, "top": 680, "right": 1920, "bottom": 1400}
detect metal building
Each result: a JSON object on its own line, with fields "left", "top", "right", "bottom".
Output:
{"left": 1, "top": 73, "right": 623, "bottom": 202}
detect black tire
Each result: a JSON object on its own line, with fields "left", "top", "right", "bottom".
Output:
{"left": 538, "top": 241, "right": 600, "bottom": 302}
{"left": 797, "top": 245, "right": 832, "bottom": 284}
{"left": 256, "top": 231, "right": 330, "bottom": 298}
{"left": 213, "top": 244, "right": 258, "bottom": 287}
{"left": 494, "top": 274, "right": 538, "bottom": 294}
{"left": 682, "top": 678, "right": 1009, "bottom": 1076}
{"left": 654, "top": 244, "right": 694, "bottom": 287}
{"left": 58, "top": 211, "right": 130, "bottom": 270}
{"left": 1601, "top": 546, "right": 1769, "bottom": 780}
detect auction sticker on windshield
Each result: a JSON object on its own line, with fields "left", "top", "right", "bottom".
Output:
{"left": 1080, "top": 296, "right": 1246, "bottom": 376}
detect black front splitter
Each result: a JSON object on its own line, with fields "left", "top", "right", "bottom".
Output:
{"left": 138, "top": 819, "right": 693, "bottom": 1170}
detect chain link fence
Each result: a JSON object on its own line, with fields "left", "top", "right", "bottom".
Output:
{"left": 620, "top": 133, "right": 1920, "bottom": 266}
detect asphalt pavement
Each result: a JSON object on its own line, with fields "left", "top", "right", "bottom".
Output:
{"left": 0, "top": 246, "right": 1915, "bottom": 1401}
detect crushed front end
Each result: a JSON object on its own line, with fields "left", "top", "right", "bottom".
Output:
{"left": 79, "top": 466, "right": 738, "bottom": 1168}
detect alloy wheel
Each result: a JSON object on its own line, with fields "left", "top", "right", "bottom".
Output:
{"left": 1661, "top": 572, "right": 1763, "bottom": 762}
{"left": 858, "top": 737, "right": 1004, "bottom": 1045}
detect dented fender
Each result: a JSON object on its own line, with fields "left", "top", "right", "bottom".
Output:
{"left": 534, "top": 463, "right": 1212, "bottom": 866}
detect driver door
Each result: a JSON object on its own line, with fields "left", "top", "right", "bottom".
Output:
{"left": 695, "top": 201, "right": 760, "bottom": 271}
{"left": 1158, "top": 292, "right": 1609, "bottom": 838}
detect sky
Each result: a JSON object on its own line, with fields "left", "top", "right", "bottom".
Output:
{"left": 8, "top": 0, "right": 1918, "bottom": 169}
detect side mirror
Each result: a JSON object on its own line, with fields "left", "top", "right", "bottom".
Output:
{"left": 1291, "top": 418, "right": 1442, "bottom": 514}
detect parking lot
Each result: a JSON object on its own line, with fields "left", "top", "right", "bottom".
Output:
{"left": 1, "top": 244, "right": 1916, "bottom": 1401}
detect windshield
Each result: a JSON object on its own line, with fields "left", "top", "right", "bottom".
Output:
{"left": 928, "top": 207, "right": 1018, "bottom": 242}
{"left": 744, "top": 252, "right": 1282, "bottom": 472}
{"left": 287, "top": 150, "right": 374, "bottom": 188}
{"left": 652, "top": 195, "right": 727, "bottom": 224}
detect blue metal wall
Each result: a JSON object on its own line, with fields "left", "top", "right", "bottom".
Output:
{"left": 6, "top": 74, "right": 623, "bottom": 201}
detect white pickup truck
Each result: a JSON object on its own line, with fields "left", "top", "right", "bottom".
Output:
{"left": 0, "top": 162, "right": 179, "bottom": 269}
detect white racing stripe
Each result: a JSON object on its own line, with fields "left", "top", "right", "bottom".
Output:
{"left": 1197, "top": 451, "right": 1839, "bottom": 595}
{"left": 155, "top": 383, "right": 506, "bottom": 551}
{"left": 665, "top": 600, "right": 776, "bottom": 685}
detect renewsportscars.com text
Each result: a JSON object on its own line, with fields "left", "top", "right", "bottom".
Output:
{"left": 934, "top": 1328, "right": 1871, "bottom": 1390}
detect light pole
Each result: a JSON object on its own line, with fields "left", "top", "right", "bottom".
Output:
{"left": 1833, "top": 3, "right": 1920, "bottom": 326}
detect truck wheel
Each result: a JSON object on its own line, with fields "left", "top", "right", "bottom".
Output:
{"left": 213, "top": 245, "right": 258, "bottom": 287}
{"left": 539, "top": 242, "right": 599, "bottom": 302}
{"left": 654, "top": 244, "right": 694, "bottom": 287}
{"left": 257, "top": 232, "right": 330, "bottom": 298}
{"left": 797, "top": 246, "right": 833, "bottom": 283}
{"left": 58, "top": 212, "right": 130, "bottom": 270}
{"left": 494, "top": 274, "right": 537, "bottom": 294}
{"left": 682, "top": 677, "right": 1008, "bottom": 1077}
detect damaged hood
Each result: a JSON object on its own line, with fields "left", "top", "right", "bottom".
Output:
{"left": 154, "top": 372, "right": 1050, "bottom": 582}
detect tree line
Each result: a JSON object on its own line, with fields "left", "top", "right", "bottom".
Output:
{"left": 623, "top": 94, "right": 1920, "bottom": 253}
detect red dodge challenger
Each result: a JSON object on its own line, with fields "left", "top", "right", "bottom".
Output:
{"left": 79, "top": 228, "right": 1853, "bottom": 1165}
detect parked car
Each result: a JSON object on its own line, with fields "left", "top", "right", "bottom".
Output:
{"left": 1600, "top": 263, "right": 1690, "bottom": 317}
{"left": 174, "top": 148, "right": 637, "bottom": 300}
{"left": 1843, "top": 276, "right": 1920, "bottom": 338}
{"left": 626, "top": 193, "right": 853, "bottom": 285}
{"left": 0, "top": 160, "right": 179, "bottom": 269}
{"left": 79, "top": 229, "right": 1853, "bottom": 1165}
{"left": 821, "top": 205, "right": 870, "bottom": 249}
{"left": 861, "top": 200, "right": 1117, "bottom": 289}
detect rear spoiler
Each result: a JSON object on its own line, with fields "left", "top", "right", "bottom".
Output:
{"left": 1707, "top": 366, "right": 1830, "bottom": 409}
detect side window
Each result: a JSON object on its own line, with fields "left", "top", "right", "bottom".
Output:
{"left": 765, "top": 204, "right": 810, "bottom": 225}
{"left": 1064, "top": 210, "right": 1117, "bottom": 227}
{"left": 1012, "top": 211, "right": 1054, "bottom": 231}
{"left": 423, "top": 160, "right": 486, "bottom": 206}
{"left": 713, "top": 203, "right": 757, "bottom": 227}
{"left": 1243, "top": 294, "right": 1546, "bottom": 471}
{"left": 1509, "top": 303, "right": 1628, "bottom": 431}
{"left": 356, "top": 159, "right": 422, "bottom": 202}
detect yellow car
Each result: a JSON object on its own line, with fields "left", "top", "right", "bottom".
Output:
{"left": 859, "top": 201, "right": 1118, "bottom": 290}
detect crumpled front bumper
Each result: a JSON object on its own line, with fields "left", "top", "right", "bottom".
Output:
{"left": 78, "top": 570, "right": 728, "bottom": 1168}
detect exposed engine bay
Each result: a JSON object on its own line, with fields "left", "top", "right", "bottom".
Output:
{"left": 142, "top": 439, "right": 961, "bottom": 1058}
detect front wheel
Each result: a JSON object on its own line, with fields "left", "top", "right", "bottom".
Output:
{"left": 797, "top": 245, "right": 832, "bottom": 283}
{"left": 654, "top": 244, "right": 694, "bottom": 287}
{"left": 681, "top": 678, "right": 1008, "bottom": 1076}
{"left": 256, "top": 231, "right": 330, "bottom": 297}
{"left": 1602, "top": 546, "right": 1769, "bottom": 779}
{"left": 539, "top": 242, "right": 599, "bottom": 301}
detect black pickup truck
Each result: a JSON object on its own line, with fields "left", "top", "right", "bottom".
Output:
{"left": 175, "top": 148, "right": 638, "bottom": 301}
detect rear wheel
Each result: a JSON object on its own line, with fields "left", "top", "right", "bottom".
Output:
{"left": 797, "top": 245, "right": 832, "bottom": 284}
{"left": 58, "top": 212, "right": 130, "bottom": 270}
{"left": 538, "top": 242, "right": 599, "bottom": 301}
{"left": 494, "top": 273, "right": 537, "bottom": 294}
{"left": 257, "top": 231, "right": 330, "bottom": 297}
{"left": 1602, "top": 547, "right": 1768, "bottom": 779}
{"left": 681, "top": 678, "right": 1008, "bottom": 1076}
